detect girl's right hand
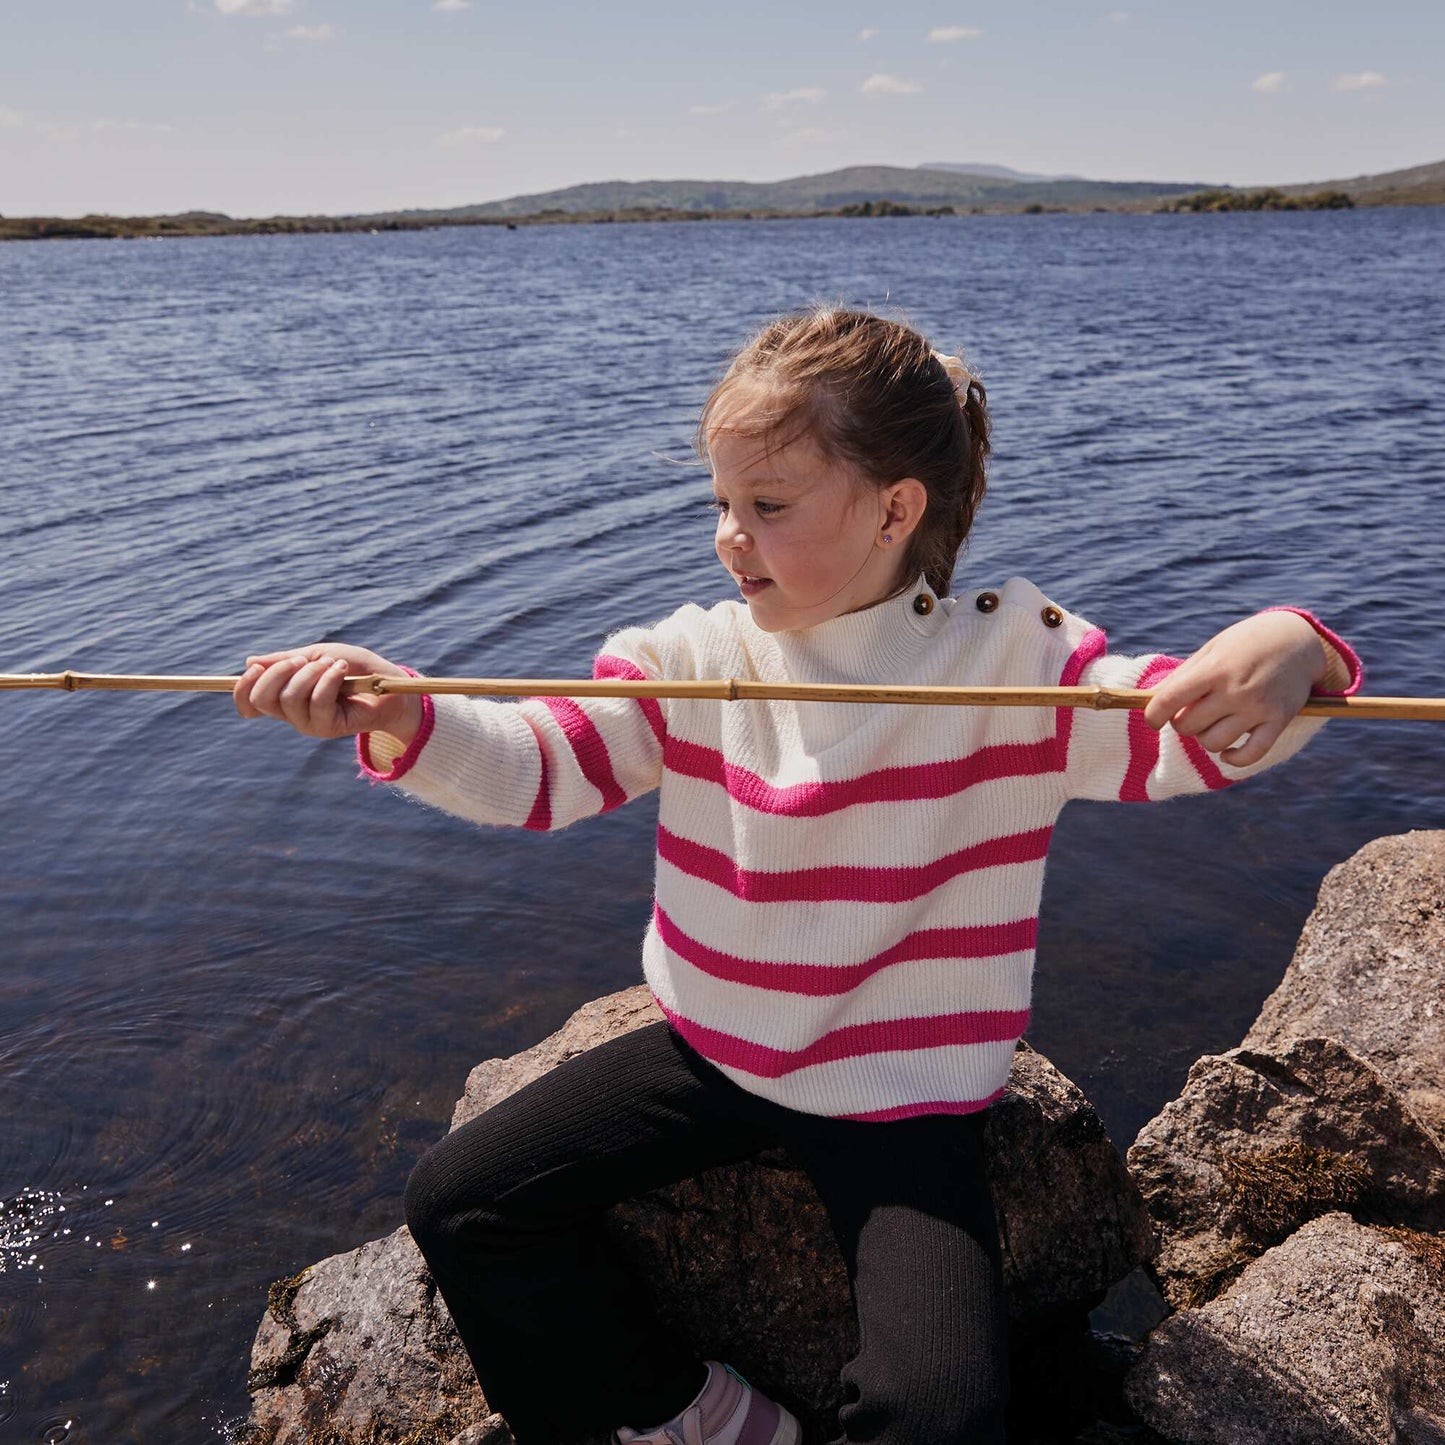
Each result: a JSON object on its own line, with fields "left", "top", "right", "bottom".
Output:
{"left": 233, "top": 643, "right": 424, "bottom": 745}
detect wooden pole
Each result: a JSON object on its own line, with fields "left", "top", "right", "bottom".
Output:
{"left": 1, "top": 670, "right": 1443, "bottom": 719}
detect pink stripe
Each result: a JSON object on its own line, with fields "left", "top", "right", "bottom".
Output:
{"left": 593, "top": 655, "right": 666, "bottom": 743}
{"left": 655, "top": 905, "right": 1037, "bottom": 995}
{"left": 839, "top": 1088, "right": 1007, "bottom": 1122}
{"left": 1259, "top": 607, "right": 1364, "bottom": 695}
{"left": 521, "top": 718, "right": 552, "bottom": 831}
{"left": 664, "top": 733, "right": 1059, "bottom": 817}
{"left": 657, "top": 824, "right": 1052, "bottom": 903}
{"left": 654, "top": 997, "right": 1031, "bottom": 1079}
{"left": 1180, "top": 733, "right": 1231, "bottom": 791}
{"left": 356, "top": 666, "right": 435, "bottom": 784}
{"left": 1120, "top": 655, "right": 1179, "bottom": 801}
{"left": 540, "top": 696, "right": 628, "bottom": 813}
{"left": 1054, "top": 627, "right": 1108, "bottom": 771}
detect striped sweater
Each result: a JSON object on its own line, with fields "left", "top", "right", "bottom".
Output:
{"left": 359, "top": 575, "right": 1362, "bottom": 1122}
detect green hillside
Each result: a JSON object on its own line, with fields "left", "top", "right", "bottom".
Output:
{"left": 1278, "top": 156, "right": 1445, "bottom": 207}
{"left": 381, "top": 165, "right": 1211, "bottom": 220}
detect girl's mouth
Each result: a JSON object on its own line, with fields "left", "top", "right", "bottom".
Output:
{"left": 736, "top": 574, "right": 772, "bottom": 598}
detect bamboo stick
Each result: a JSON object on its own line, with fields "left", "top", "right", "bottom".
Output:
{"left": 1, "top": 670, "right": 1443, "bottom": 718}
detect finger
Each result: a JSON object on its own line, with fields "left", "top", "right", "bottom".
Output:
{"left": 233, "top": 662, "right": 265, "bottom": 719}
{"left": 1221, "top": 719, "right": 1282, "bottom": 769}
{"left": 278, "top": 655, "right": 337, "bottom": 733}
{"left": 1163, "top": 694, "right": 1230, "bottom": 740}
{"left": 248, "top": 655, "right": 310, "bottom": 719}
{"left": 1143, "top": 675, "right": 1207, "bottom": 731}
{"left": 1193, "top": 713, "right": 1254, "bottom": 755}
{"left": 309, "top": 656, "right": 352, "bottom": 727}
{"left": 244, "top": 644, "right": 333, "bottom": 669}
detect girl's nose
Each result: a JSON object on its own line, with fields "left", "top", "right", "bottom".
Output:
{"left": 719, "top": 517, "right": 752, "bottom": 552}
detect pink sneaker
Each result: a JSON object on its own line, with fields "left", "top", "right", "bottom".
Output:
{"left": 614, "top": 1360, "right": 800, "bottom": 1445}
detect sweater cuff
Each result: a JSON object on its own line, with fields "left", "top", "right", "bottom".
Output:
{"left": 1260, "top": 607, "right": 1363, "bottom": 696}
{"left": 356, "top": 666, "right": 435, "bottom": 783}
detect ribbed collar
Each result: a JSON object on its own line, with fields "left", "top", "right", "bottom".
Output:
{"left": 747, "top": 576, "right": 941, "bottom": 684}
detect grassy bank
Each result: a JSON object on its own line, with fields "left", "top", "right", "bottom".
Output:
{"left": 5, "top": 185, "right": 1439, "bottom": 244}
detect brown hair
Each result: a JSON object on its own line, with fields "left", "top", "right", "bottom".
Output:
{"left": 695, "top": 305, "right": 991, "bottom": 598}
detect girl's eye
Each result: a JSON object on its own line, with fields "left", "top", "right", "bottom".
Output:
{"left": 702, "top": 497, "right": 783, "bottom": 517}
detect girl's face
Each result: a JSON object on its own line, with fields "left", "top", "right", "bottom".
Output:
{"left": 708, "top": 422, "right": 909, "bottom": 632}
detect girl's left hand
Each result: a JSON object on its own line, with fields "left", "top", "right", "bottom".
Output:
{"left": 1140, "top": 611, "right": 1328, "bottom": 768}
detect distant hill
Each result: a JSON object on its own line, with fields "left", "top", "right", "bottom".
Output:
{"left": 380, "top": 165, "right": 1211, "bottom": 221}
{"left": 5, "top": 157, "right": 1440, "bottom": 246}
{"left": 1278, "top": 156, "right": 1445, "bottom": 207}
{"left": 371, "top": 158, "right": 1445, "bottom": 224}
{"left": 915, "top": 162, "right": 1085, "bottom": 183}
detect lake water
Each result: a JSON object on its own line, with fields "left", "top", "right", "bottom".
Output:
{"left": 1, "top": 208, "right": 1442, "bottom": 1443}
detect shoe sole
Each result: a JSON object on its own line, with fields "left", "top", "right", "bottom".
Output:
{"left": 768, "top": 1403, "right": 801, "bottom": 1445}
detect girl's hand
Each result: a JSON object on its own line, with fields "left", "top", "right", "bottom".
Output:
{"left": 1140, "top": 612, "right": 1330, "bottom": 768}
{"left": 233, "top": 643, "right": 424, "bottom": 745}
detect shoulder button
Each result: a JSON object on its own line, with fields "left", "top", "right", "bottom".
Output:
{"left": 1040, "top": 605, "right": 1063, "bottom": 628}
{"left": 974, "top": 591, "right": 999, "bottom": 614}
{"left": 912, "top": 593, "right": 935, "bottom": 616}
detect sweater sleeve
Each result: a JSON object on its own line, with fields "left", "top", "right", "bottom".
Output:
{"left": 354, "top": 622, "right": 672, "bottom": 832}
{"left": 1056, "top": 607, "right": 1362, "bottom": 804}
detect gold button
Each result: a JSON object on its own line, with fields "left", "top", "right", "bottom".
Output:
{"left": 1040, "top": 605, "right": 1063, "bottom": 628}
{"left": 975, "top": 591, "right": 999, "bottom": 613}
{"left": 912, "top": 593, "right": 934, "bottom": 616}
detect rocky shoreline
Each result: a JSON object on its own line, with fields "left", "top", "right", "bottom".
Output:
{"left": 237, "top": 831, "right": 1445, "bottom": 1445}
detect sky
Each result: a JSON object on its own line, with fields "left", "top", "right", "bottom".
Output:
{"left": 1, "top": 0, "right": 1441, "bottom": 218}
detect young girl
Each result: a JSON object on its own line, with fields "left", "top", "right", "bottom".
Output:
{"left": 235, "top": 307, "right": 1361, "bottom": 1445}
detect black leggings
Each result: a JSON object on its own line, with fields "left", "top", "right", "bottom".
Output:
{"left": 404, "top": 1019, "right": 1008, "bottom": 1445}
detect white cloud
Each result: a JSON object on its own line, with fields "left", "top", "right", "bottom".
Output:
{"left": 0, "top": 105, "right": 25, "bottom": 128}
{"left": 1252, "top": 71, "right": 1287, "bottom": 93}
{"left": 861, "top": 73, "right": 924, "bottom": 95}
{"left": 858, "top": 27, "right": 878, "bottom": 40}
{"left": 761, "top": 86, "right": 826, "bottom": 111}
{"left": 436, "top": 125, "right": 506, "bottom": 147}
{"left": 1332, "top": 70, "right": 1385, "bottom": 91}
{"left": 928, "top": 26, "right": 982, "bottom": 42}
{"left": 213, "top": 0, "right": 292, "bottom": 14}
{"left": 286, "top": 24, "right": 334, "bottom": 39}
{"left": 433, "top": 0, "right": 472, "bottom": 9}
{"left": 689, "top": 102, "right": 733, "bottom": 116}
{"left": 1105, "top": 9, "right": 1128, "bottom": 21}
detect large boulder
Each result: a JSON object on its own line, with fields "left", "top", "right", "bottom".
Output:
{"left": 1243, "top": 830, "right": 1445, "bottom": 1136}
{"left": 1126, "top": 1035, "right": 1445, "bottom": 1310}
{"left": 243, "top": 985, "right": 1154, "bottom": 1444}
{"left": 1124, "top": 1211, "right": 1445, "bottom": 1445}
{"left": 242, "top": 1227, "right": 491, "bottom": 1445}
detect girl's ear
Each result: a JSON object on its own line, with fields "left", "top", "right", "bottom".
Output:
{"left": 879, "top": 477, "right": 929, "bottom": 543}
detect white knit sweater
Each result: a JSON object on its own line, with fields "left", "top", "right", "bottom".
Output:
{"left": 360, "top": 576, "right": 1361, "bottom": 1122}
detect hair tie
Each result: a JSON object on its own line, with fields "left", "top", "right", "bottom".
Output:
{"left": 931, "top": 350, "right": 977, "bottom": 404}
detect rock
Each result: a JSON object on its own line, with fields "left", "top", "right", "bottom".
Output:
{"left": 244, "top": 985, "right": 1153, "bottom": 1444}
{"left": 243, "top": 1228, "right": 488, "bottom": 1445}
{"left": 450, "top": 987, "right": 663, "bottom": 1129}
{"left": 445, "top": 1418, "right": 513, "bottom": 1445}
{"left": 1243, "top": 830, "right": 1445, "bottom": 1137}
{"left": 456, "top": 986, "right": 1154, "bottom": 1329}
{"left": 1126, "top": 1035, "right": 1445, "bottom": 1310}
{"left": 1124, "top": 1211, "right": 1445, "bottom": 1445}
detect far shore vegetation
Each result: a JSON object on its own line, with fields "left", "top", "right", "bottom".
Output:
{"left": 5, "top": 183, "right": 1439, "bottom": 244}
